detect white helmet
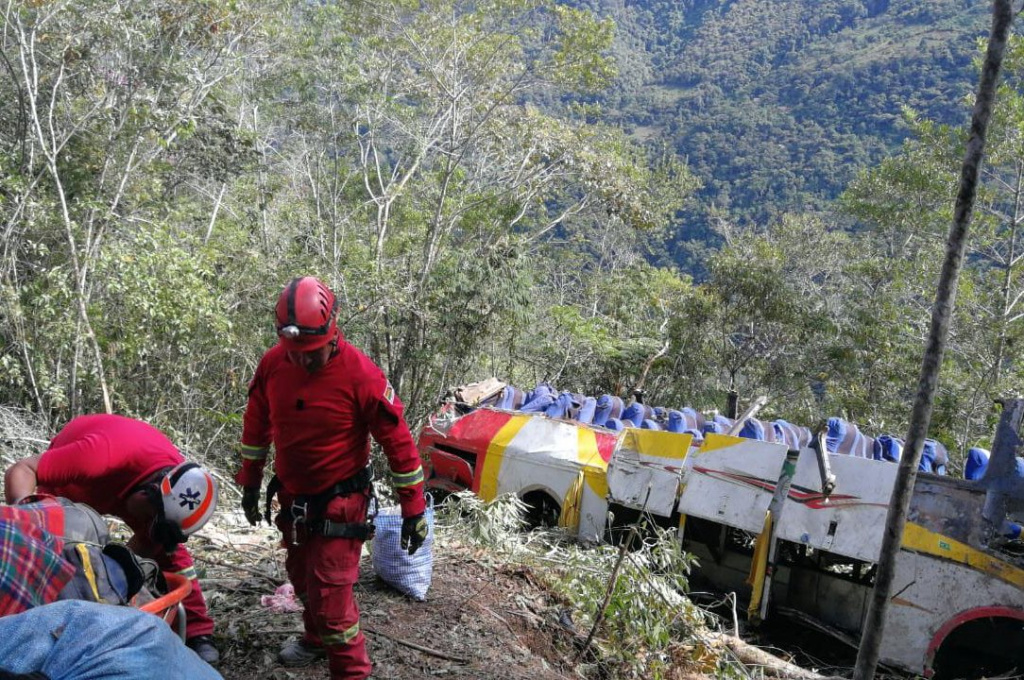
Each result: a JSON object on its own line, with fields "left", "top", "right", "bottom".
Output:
{"left": 158, "top": 462, "right": 218, "bottom": 537}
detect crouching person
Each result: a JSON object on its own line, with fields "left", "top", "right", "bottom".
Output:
{"left": 237, "top": 277, "right": 428, "bottom": 680}
{"left": 3, "top": 414, "right": 221, "bottom": 664}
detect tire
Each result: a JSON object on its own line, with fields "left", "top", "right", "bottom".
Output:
{"left": 521, "top": 490, "right": 561, "bottom": 529}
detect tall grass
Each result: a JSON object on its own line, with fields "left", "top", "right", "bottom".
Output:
{"left": 436, "top": 492, "right": 752, "bottom": 679}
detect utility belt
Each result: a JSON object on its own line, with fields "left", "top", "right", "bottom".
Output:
{"left": 266, "top": 467, "right": 377, "bottom": 545}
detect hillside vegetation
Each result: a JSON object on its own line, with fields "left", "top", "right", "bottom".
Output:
{"left": 1, "top": 0, "right": 1023, "bottom": 480}
{"left": 4, "top": 4, "right": 1024, "bottom": 679}
{"left": 583, "top": 0, "right": 991, "bottom": 265}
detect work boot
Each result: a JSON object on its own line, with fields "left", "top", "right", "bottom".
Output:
{"left": 279, "top": 638, "right": 327, "bottom": 667}
{"left": 186, "top": 635, "right": 220, "bottom": 665}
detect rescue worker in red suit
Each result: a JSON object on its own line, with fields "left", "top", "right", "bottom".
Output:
{"left": 2, "top": 414, "right": 221, "bottom": 664}
{"left": 236, "top": 276, "right": 428, "bottom": 680}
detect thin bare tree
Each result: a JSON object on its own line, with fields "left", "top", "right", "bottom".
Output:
{"left": 853, "top": 2, "right": 1018, "bottom": 678}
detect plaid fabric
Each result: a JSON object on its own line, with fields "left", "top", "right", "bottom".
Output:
{"left": 4, "top": 496, "right": 68, "bottom": 536}
{"left": 0, "top": 512, "right": 76, "bottom": 617}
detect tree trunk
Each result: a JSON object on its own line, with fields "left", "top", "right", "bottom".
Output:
{"left": 853, "top": 3, "right": 1015, "bottom": 678}
{"left": 707, "top": 632, "right": 846, "bottom": 680}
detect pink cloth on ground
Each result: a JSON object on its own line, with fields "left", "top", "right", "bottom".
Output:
{"left": 260, "top": 582, "right": 303, "bottom": 613}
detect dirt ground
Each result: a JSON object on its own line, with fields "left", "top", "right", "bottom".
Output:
{"left": 183, "top": 512, "right": 878, "bottom": 680}
{"left": 193, "top": 522, "right": 580, "bottom": 680}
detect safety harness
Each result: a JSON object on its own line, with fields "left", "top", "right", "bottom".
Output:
{"left": 265, "top": 467, "right": 377, "bottom": 545}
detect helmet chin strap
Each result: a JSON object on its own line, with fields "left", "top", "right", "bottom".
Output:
{"left": 148, "top": 487, "right": 186, "bottom": 552}
{"left": 151, "top": 516, "right": 186, "bottom": 553}
{"left": 132, "top": 468, "right": 185, "bottom": 552}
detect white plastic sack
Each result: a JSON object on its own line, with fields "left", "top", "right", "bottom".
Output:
{"left": 371, "top": 499, "right": 434, "bottom": 601}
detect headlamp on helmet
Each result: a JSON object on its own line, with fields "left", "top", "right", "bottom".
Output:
{"left": 275, "top": 277, "right": 339, "bottom": 351}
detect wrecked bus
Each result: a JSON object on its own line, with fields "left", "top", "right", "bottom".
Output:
{"left": 417, "top": 388, "right": 1024, "bottom": 679}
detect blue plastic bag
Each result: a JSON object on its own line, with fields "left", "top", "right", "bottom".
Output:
{"left": 371, "top": 498, "right": 434, "bottom": 601}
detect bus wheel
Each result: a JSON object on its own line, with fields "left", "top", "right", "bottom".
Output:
{"left": 931, "top": 615, "right": 1024, "bottom": 679}
{"left": 521, "top": 491, "right": 561, "bottom": 529}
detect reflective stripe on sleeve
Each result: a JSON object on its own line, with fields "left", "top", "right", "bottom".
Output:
{"left": 240, "top": 444, "right": 269, "bottom": 461}
{"left": 390, "top": 466, "right": 424, "bottom": 489}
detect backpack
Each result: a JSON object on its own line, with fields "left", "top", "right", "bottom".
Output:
{"left": 14, "top": 495, "right": 157, "bottom": 605}
{"left": 7, "top": 495, "right": 109, "bottom": 544}
{"left": 57, "top": 541, "right": 155, "bottom": 606}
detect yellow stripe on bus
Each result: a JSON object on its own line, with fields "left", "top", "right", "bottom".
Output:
{"left": 560, "top": 470, "right": 585, "bottom": 530}
{"left": 746, "top": 510, "right": 773, "bottom": 623}
{"left": 577, "top": 427, "right": 610, "bottom": 499}
{"left": 902, "top": 522, "right": 1024, "bottom": 589}
{"left": 699, "top": 433, "right": 746, "bottom": 452}
{"left": 478, "top": 415, "right": 530, "bottom": 502}
{"left": 576, "top": 427, "right": 608, "bottom": 470}
{"left": 622, "top": 428, "right": 692, "bottom": 460}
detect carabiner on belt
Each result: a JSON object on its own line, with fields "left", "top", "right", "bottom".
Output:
{"left": 290, "top": 499, "right": 309, "bottom": 546}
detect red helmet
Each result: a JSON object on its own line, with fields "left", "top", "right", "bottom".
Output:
{"left": 275, "top": 276, "right": 338, "bottom": 351}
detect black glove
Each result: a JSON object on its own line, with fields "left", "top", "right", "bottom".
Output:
{"left": 400, "top": 513, "right": 428, "bottom": 555}
{"left": 242, "top": 486, "right": 261, "bottom": 526}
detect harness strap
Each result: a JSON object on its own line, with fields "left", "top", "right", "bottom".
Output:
{"left": 311, "top": 467, "right": 373, "bottom": 503}
{"left": 274, "top": 468, "right": 376, "bottom": 544}
{"left": 308, "top": 518, "right": 375, "bottom": 541}
{"left": 296, "top": 467, "right": 373, "bottom": 517}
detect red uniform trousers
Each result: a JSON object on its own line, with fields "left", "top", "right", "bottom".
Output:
{"left": 276, "top": 488, "right": 372, "bottom": 680}
{"left": 160, "top": 543, "right": 214, "bottom": 638}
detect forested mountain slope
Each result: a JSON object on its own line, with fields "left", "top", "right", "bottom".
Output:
{"left": 578, "top": 0, "right": 991, "bottom": 268}
{"left": 1, "top": 0, "right": 1016, "bottom": 480}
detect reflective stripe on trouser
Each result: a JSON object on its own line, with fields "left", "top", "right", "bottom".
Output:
{"left": 277, "top": 489, "right": 372, "bottom": 680}
{"left": 321, "top": 621, "right": 361, "bottom": 647}
{"left": 158, "top": 543, "right": 215, "bottom": 638}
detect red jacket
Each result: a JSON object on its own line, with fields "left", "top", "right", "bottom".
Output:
{"left": 36, "top": 414, "right": 183, "bottom": 516}
{"left": 237, "top": 341, "right": 425, "bottom": 518}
